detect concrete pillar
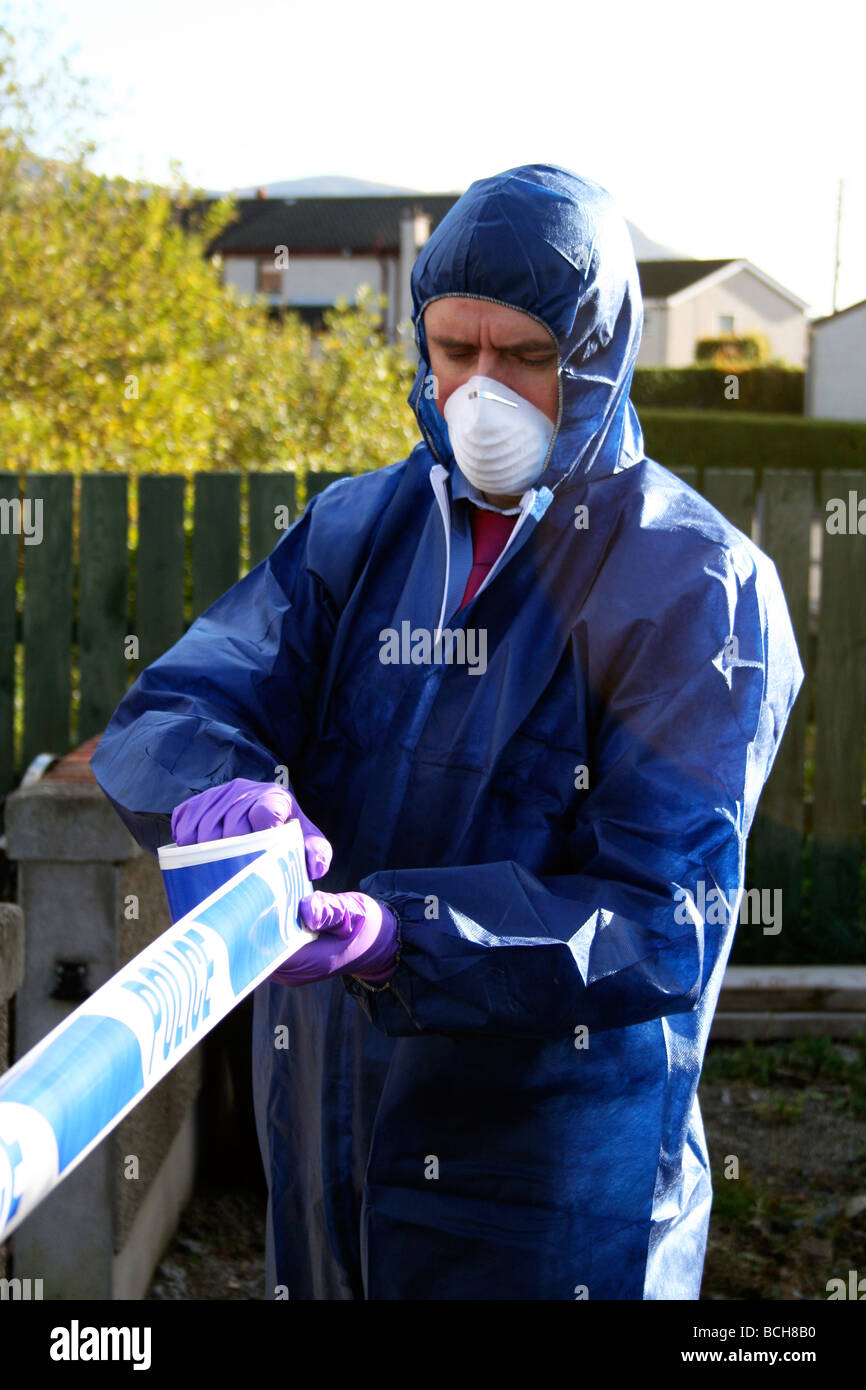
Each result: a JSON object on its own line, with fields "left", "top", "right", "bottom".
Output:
{"left": 3, "top": 741, "right": 201, "bottom": 1299}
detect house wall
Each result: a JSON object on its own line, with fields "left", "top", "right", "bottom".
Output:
{"left": 665, "top": 269, "right": 807, "bottom": 367}
{"left": 223, "top": 256, "right": 257, "bottom": 297}
{"left": 222, "top": 253, "right": 384, "bottom": 306}
{"left": 806, "top": 305, "right": 866, "bottom": 421}
{"left": 283, "top": 254, "right": 383, "bottom": 305}
{"left": 636, "top": 303, "right": 668, "bottom": 366}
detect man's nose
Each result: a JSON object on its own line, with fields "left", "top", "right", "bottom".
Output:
{"left": 474, "top": 347, "right": 504, "bottom": 380}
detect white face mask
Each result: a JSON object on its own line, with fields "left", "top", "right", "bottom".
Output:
{"left": 443, "top": 376, "right": 556, "bottom": 498}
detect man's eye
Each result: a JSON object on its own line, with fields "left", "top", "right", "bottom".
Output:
{"left": 444, "top": 351, "right": 555, "bottom": 366}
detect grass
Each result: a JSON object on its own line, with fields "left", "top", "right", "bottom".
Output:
{"left": 702, "top": 1035, "right": 866, "bottom": 1117}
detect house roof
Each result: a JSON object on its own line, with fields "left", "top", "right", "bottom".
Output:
{"left": 193, "top": 195, "right": 461, "bottom": 255}
{"left": 185, "top": 199, "right": 805, "bottom": 311}
{"left": 642, "top": 258, "right": 809, "bottom": 311}
{"left": 191, "top": 195, "right": 690, "bottom": 263}
{"left": 638, "top": 259, "right": 735, "bottom": 297}
{"left": 809, "top": 297, "right": 866, "bottom": 328}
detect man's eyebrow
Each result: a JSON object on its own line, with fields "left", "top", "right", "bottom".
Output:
{"left": 429, "top": 333, "right": 556, "bottom": 353}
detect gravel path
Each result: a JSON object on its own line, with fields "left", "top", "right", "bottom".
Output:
{"left": 146, "top": 1186, "right": 267, "bottom": 1301}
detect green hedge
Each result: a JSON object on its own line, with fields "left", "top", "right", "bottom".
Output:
{"left": 639, "top": 410, "right": 866, "bottom": 477}
{"left": 632, "top": 366, "right": 804, "bottom": 414}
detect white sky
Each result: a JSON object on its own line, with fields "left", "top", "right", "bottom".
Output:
{"left": 3, "top": 0, "right": 864, "bottom": 319}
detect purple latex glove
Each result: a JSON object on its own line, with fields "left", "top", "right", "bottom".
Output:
{"left": 170, "top": 777, "right": 332, "bottom": 881}
{"left": 270, "top": 890, "right": 398, "bottom": 987}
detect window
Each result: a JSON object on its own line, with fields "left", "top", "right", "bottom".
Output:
{"left": 718, "top": 314, "right": 735, "bottom": 334}
{"left": 257, "top": 260, "right": 283, "bottom": 295}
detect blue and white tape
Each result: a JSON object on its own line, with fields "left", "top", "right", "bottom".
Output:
{"left": 0, "top": 818, "right": 312, "bottom": 1242}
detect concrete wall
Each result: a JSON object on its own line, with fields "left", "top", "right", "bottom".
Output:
{"left": 806, "top": 304, "right": 866, "bottom": 421}
{"left": 665, "top": 269, "right": 807, "bottom": 367}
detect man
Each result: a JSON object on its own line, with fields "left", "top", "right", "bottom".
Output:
{"left": 90, "top": 163, "right": 803, "bottom": 1300}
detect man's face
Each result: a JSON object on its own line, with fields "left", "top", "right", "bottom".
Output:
{"left": 424, "top": 297, "right": 560, "bottom": 426}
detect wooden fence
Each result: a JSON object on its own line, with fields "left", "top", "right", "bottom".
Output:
{"left": 0, "top": 466, "right": 863, "bottom": 965}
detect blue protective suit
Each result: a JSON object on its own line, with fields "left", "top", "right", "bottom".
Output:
{"left": 90, "top": 164, "right": 804, "bottom": 1300}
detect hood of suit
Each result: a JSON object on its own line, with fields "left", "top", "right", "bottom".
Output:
{"left": 407, "top": 163, "right": 646, "bottom": 493}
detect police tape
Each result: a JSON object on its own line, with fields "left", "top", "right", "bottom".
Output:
{"left": 0, "top": 818, "right": 313, "bottom": 1243}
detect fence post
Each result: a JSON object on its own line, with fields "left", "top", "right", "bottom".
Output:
{"left": 811, "top": 472, "right": 866, "bottom": 958}
{"left": 746, "top": 470, "right": 813, "bottom": 959}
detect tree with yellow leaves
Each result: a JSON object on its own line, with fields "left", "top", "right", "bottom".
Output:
{"left": 0, "top": 20, "right": 419, "bottom": 481}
